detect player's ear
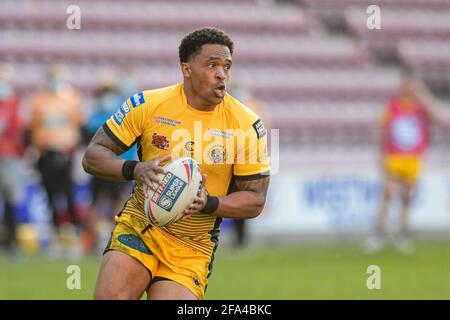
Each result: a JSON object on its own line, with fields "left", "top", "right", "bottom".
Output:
{"left": 181, "top": 63, "right": 191, "bottom": 79}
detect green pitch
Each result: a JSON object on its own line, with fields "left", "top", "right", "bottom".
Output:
{"left": 1, "top": 240, "right": 449, "bottom": 299}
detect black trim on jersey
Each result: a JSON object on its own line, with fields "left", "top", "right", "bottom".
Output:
{"left": 234, "top": 171, "right": 270, "bottom": 181}
{"left": 116, "top": 183, "right": 137, "bottom": 217}
{"left": 136, "top": 136, "right": 143, "bottom": 161}
{"left": 141, "top": 223, "right": 152, "bottom": 234}
{"left": 226, "top": 174, "right": 238, "bottom": 194}
{"left": 103, "top": 235, "right": 113, "bottom": 255}
{"left": 102, "top": 123, "right": 131, "bottom": 152}
{"left": 206, "top": 216, "right": 222, "bottom": 282}
{"left": 206, "top": 175, "right": 236, "bottom": 282}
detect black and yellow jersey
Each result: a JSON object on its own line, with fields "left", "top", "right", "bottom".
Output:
{"left": 104, "top": 82, "right": 270, "bottom": 255}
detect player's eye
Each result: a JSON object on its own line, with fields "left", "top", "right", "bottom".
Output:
{"left": 208, "top": 63, "right": 216, "bottom": 68}
{"left": 224, "top": 64, "right": 231, "bottom": 71}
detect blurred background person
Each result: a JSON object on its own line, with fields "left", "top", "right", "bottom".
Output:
{"left": 0, "top": 63, "right": 26, "bottom": 256}
{"left": 29, "top": 63, "right": 84, "bottom": 257}
{"left": 118, "top": 67, "right": 140, "bottom": 100}
{"left": 82, "top": 79, "right": 136, "bottom": 253}
{"left": 228, "top": 76, "right": 271, "bottom": 249}
{"left": 116, "top": 67, "right": 140, "bottom": 164}
{"left": 364, "top": 71, "right": 441, "bottom": 255}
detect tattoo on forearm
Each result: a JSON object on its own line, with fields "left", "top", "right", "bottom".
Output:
{"left": 90, "top": 127, "right": 126, "bottom": 155}
{"left": 235, "top": 176, "right": 270, "bottom": 197}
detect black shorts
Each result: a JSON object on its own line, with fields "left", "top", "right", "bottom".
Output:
{"left": 91, "top": 177, "right": 128, "bottom": 202}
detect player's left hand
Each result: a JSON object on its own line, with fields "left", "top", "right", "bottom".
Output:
{"left": 181, "top": 173, "right": 208, "bottom": 219}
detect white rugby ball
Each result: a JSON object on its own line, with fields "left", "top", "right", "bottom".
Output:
{"left": 144, "top": 157, "right": 202, "bottom": 227}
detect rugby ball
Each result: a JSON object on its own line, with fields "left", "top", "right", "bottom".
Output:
{"left": 144, "top": 157, "right": 202, "bottom": 227}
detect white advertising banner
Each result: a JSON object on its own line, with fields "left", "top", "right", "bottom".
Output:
{"left": 250, "top": 170, "right": 450, "bottom": 235}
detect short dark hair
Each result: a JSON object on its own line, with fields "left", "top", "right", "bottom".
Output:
{"left": 178, "top": 27, "right": 234, "bottom": 63}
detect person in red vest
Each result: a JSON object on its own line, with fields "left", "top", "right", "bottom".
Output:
{"left": 0, "top": 63, "right": 25, "bottom": 255}
{"left": 364, "top": 71, "right": 441, "bottom": 254}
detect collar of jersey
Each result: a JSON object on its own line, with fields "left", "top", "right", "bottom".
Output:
{"left": 180, "top": 82, "right": 222, "bottom": 118}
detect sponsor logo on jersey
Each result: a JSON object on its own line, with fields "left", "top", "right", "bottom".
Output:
{"left": 154, "top": 115, "right": 181, "bottom": 127}
{"left": 117, "top": 234, "right": 152, "bottom": 254}
{"left": 208, "top": 128, "right": 234, "bottom": 139}
{"left": 252, "top": 119, "right": 266, "bottom": 139}
{"left": 151, "top": 172, "right": 187, "bottom": 212}
{"left": 113, "top": 101, "right": 132, "bottom": 125}
{"left": 152, "top": 133, "right": 169, "bottom": 150}
{"left": 130, "top": 92, "right": 145, "bottom": 107}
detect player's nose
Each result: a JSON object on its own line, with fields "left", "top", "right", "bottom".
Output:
{"left": 215, "top": 67, "right": 226, "bottom": 80}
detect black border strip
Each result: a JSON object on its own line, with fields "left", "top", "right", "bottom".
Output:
{"left": 102, "top": 123, "right": 131, "bottom": 152}
{"left": 234, "top": 171, "right": 270, "bottom": 181}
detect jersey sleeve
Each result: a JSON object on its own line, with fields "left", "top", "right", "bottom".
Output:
{"left": 103, "top": 91, "right": 150, "bottom": 151}
{"left": 233, "top": 116, "right": 271, "bottom": 179}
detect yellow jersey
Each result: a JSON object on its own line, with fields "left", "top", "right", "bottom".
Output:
{"left": 104, "top": 83, "right": 270, "bottom": 255}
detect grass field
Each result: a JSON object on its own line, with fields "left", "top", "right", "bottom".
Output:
{"left": 1, "top": 240, "right": 450, "bottom": 299}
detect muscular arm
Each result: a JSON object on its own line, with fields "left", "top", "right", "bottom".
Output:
{"left": 83, "top": 126, "right": 168, "bottom": 192}
{"left": 213, "top": 176, "right": 270, "bottom": 219}
{"left": 82, "top": 127, "right": 128, "bottom": 181}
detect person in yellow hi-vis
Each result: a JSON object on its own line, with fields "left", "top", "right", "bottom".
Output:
{"left": 364, "top": 71, "right": 441, "bottom": 254}
{"left": 83, "top": 27, "right": 270, "bottom": 300}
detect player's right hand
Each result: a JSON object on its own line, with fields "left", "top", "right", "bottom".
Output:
{"left": 181, "top": 173, "right": 208, "bottom": 220}
{"left": 133, "top": 154, "right": 171, "bottom": 197}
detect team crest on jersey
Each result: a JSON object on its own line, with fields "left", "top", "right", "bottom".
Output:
{"left": 152, "top": 133, "right": 169, "bottom": 150}
{"left": 252, "top": 119, "right": 266, "bottom": 139}
{"left": 207, "top": 144, "right": 227, "bottom": 164}
{"left": 113, "top": 101, "right": 132, "bottom": 125}
{"left": 130, "top": 92, "right": 145, "bottom": 107}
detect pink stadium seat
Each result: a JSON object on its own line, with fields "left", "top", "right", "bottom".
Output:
{"left": 0, "top": 0, "right": 309, "bottom": 34}
{"left": 399, "top": 40, "right": 450, "bottom": 70}
{"left": 1, "top": 0, "right": 448, "bottom": 151}
{"left": 398, "top": 40, "right": 450, "bottom": 88}
{"left": 266, "top": 99, "right": 384, "bottom": 130}
{"left": 303, "top": 0, "right": 450, "bottom": 26}
{"left": 346, "top": 8, "right": 450, "bottom": 55}
{"left": 0, "top": 30, "right": 366, "bottom": 67}
{"left": 8, "top": 61, "right": 402, "bottom": 102}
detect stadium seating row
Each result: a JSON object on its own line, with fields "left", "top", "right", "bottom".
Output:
{"left": 0, "top": 0, "right": 308, "bottom": 33}
{"left": 1, "top": 0, "right": 449, "bottom": 155}
{"left": 0, "top": 29, "right": 366, "bottom": 66}
{"left": 7, "top": 62, "right": 401, "bottom": 100}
